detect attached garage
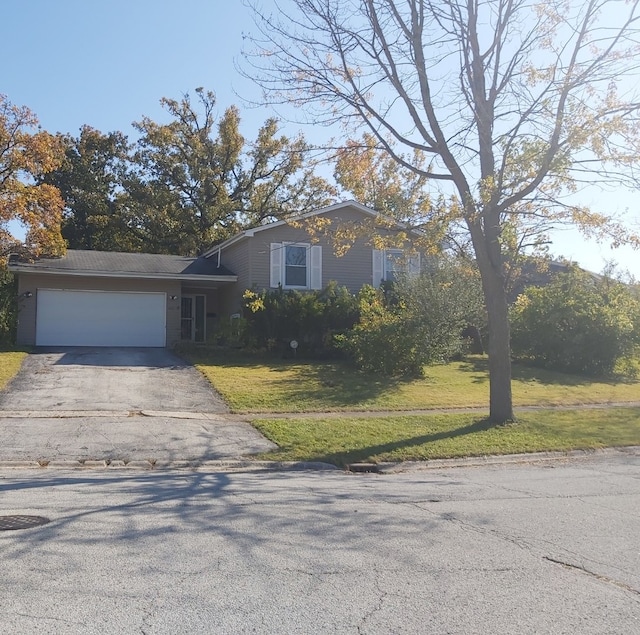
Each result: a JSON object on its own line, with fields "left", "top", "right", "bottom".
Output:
{"left": 9, "top": 250, "right": 238, "bottom": 347}
{"left": 35, "top": 289, "right": 167, "bottom": 347}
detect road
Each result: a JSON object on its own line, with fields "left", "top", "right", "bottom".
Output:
{"left": 0, "top": 451, "right": 639, "bottom": 634}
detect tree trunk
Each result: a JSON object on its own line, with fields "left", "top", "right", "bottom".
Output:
{"left": 467, "top": 213, "right": 515, "bottom": 424}
{"left": 482, "top": 267, "right": 514, "bottom": 423}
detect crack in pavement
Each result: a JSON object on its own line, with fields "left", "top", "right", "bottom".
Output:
{"left": 543, "top": 557, "right": 640, "bottom": 597}
{"left": 1, "top": 611, "right": 91, "bottom": 628}
{"left": 403, "top": 500, "right": 640, "bottom": 600}
{"left": 357, "top": 569, "right": 388, "bottom": 634}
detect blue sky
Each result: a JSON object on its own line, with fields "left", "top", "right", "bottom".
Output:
{"left": 4, "top": 0, "right": 638, "bottom": 277}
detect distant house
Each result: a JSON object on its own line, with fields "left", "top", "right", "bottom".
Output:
{"left": 9, "top": 201, "right": 421, "bottom": 348}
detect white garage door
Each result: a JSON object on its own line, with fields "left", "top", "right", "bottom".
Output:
{"left": 36, "top": 289, "right": 167, "bottom": 347}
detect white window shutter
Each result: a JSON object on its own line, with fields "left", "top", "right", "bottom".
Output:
{"left": 372, "top": 249, "right": 384, "bottom": 287}
{"left": 408, "top": 252, "right": 421, "bottom": 277}
{"left": 270, "top": 243, "right": 282, "bottom": 287}
{"left": 310, "top": 245, "right": 322, "bottom": 290}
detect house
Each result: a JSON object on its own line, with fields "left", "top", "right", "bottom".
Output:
{"left": 9, "top": 201, "right": 421, "bottom": 348}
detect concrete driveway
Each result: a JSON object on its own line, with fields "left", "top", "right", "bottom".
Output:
{"left": 0, "top": 348, "right": 276, "bottom": 464}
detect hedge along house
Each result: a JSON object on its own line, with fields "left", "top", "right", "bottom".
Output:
{"left": 9, "top": 201, "right": 421, "bottom": 348}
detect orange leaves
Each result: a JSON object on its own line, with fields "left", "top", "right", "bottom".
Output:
{"left": 0, "top": 95, "right": 65, "bottom": 258}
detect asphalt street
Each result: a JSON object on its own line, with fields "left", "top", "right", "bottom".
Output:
{"left": 1, "top": 452, "right": 638, "bottom": 634}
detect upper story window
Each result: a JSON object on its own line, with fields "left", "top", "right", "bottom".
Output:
{"left": 373, "top": 249, "right": 420, "bottom": 287}
{"left": 285, "top": 245, "right": 308, "bottom": 287}
{"left": 384, "top": 249, "right": 404, "bottom": 283}
{"left": 270, "top": 242, "right": 322, "bottom": 290}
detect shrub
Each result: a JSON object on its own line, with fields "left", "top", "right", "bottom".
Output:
{"left": 510, "top": 267, "right": 640, "bottom": 376}
{"left": 340, "top": 259, "right": 485, "bottom": 376}
{"left": 336, "top": 285, "right": 424, "bottom": 376}
{"left": 0, "top": 265, "right": 17, "bottom": 347}
{"left": 241, "top": 282, "right": 360, "bottom": 357}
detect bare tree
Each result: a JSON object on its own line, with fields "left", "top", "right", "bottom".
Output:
{"left": 245, "top": 0, "right": 640, "bottom": 422}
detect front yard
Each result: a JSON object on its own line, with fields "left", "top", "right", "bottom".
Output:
{"left": 180, "top": 348, "right": 640, "bottom": 413}
{"left": 179, "top": 348, "right": 640, "bottom": 466}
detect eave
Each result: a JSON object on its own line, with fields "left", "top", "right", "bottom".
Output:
{"left": 8, "top": 266, "right": 237, "bottom": 284}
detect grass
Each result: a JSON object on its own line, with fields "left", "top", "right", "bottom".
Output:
{"left": 179, "top": 348, "right": 640, "bottom": 413}
{"left": 251, "top": 407, "right": 640, "bottom": 466}
{"left": 0, "top": 349, "right": 28, "bottom": 391}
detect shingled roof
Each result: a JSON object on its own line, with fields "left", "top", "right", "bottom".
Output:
{"left": 8, "top": 250, "right": 236, "bottom": 281}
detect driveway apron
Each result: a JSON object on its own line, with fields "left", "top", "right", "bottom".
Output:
{"left": 0, "top": 347, "right": 276, "bottom": 463}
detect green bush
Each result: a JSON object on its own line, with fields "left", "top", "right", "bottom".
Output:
{"left": 0, "top": 265, "right": 17, "bottom": 347}
{"left": 241, "top": 281, "right": 360, "bottom": 357}
{"left": 510, "top": 267, "right": 640, "bottom": 376}
{"left": 336, "top": 285, "right": 425, "bottom": 376}
{"left": 340, "top": 260, "right": 485, "bottom": 377}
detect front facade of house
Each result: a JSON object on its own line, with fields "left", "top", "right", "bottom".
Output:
{"left": 10, "top": 201, "right": 420, "bottom": 348}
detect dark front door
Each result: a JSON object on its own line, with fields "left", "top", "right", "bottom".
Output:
{"left": 181, "top": 295, "right": 206, "bottom": 342}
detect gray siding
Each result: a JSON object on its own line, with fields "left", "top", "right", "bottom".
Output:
{"left": 16, "top": 274, "right": 181, "bottom": 347}
{"left": 215, "top": 240, "right": 253, "bottom": 317}
{"left": 241, "top": 207, "right": 404, "bottom": 294}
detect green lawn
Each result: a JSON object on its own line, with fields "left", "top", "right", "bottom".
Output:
{"left": 179, "top": 348, "right": 640, "bottom": 413}
{"left": 175, "top": 348, "right": 640, "bottom": 465}
{"left": 252, "top": 408, "right": 640, "bottom": 466}
{"left": 0, "top": 350, "right": 27, "bottom": 391}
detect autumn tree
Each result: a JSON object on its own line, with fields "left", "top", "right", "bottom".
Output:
{"left": 334, "top": 134, "right": 434, "bottom": 223}
{"left": 128, "top": 88, "right": 335, "bottom": 255}
{"left": 1, "top": 95, "right": 65, "bottom": 258}
{"left": 0, "top": 95, "right": 65, "bottom": 343}
{"left": 246, "top": 0, "right": 640, "bottom": 422}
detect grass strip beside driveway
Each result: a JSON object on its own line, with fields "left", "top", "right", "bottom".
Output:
{"left": 250, "top": 407, "right": 640, "bottom": 467}
{"left": 0, "top": 350, "right": 28, "bottom": 391}
{"left": 181, "top": 350, "right": 640, "bottom": 413}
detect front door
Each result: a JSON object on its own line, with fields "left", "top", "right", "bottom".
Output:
{"left": 181, "top": 295, "right": 206, "bottom": 342}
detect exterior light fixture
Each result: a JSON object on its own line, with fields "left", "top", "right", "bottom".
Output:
{"left": 169, "top": 295, "right": 178, "bottom": 300}
{"left": 23, "top": 291, "right": 33, "bottom": 299}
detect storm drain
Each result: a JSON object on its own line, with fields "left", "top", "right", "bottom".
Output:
{"left": 0, "top": 515, "right": 51, "bottom": 531}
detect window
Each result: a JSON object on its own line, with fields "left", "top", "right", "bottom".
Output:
{"left": 384, "top": 249, "right": 404, "bottom": 283}
{"left": 270, "top": 242, "right": 322, "bottom": 290}
{"left": 373, "top": 249, "right": 420, "bottom": 287}
{"left": 285, "top": 245, "right": 308, "bottom": 287}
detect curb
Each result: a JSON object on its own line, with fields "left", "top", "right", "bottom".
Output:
{"left": 0, "top": 446, "right": 637, "bottom": 473}
{"left": 374, "top": 445, "right": 640, "bottom": 473}
{"left": 0, "top": 458, "right": 338, "bottom": 472}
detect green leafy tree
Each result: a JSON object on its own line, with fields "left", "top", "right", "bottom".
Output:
{"left": 511, "top": 267, "right": 640, "bottom": 376}
{"left": 42, "top": 126, "right": 136, "bottom": 251}
{"left": 247, "top": 0, "right": 640, "bottom": 422}
{"left": 129, "top": 89, "right": 335, "bottom": 255}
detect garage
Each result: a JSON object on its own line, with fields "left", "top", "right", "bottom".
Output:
{"left": 35, "top": 289, "right": 167, "bottom": 347}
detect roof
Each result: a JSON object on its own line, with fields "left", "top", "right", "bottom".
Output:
{"left": 202, "top": 200, "right": 416, "bottom": 258}
{"left": 8, "top": 250, "right": 237, "bottom": 282}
